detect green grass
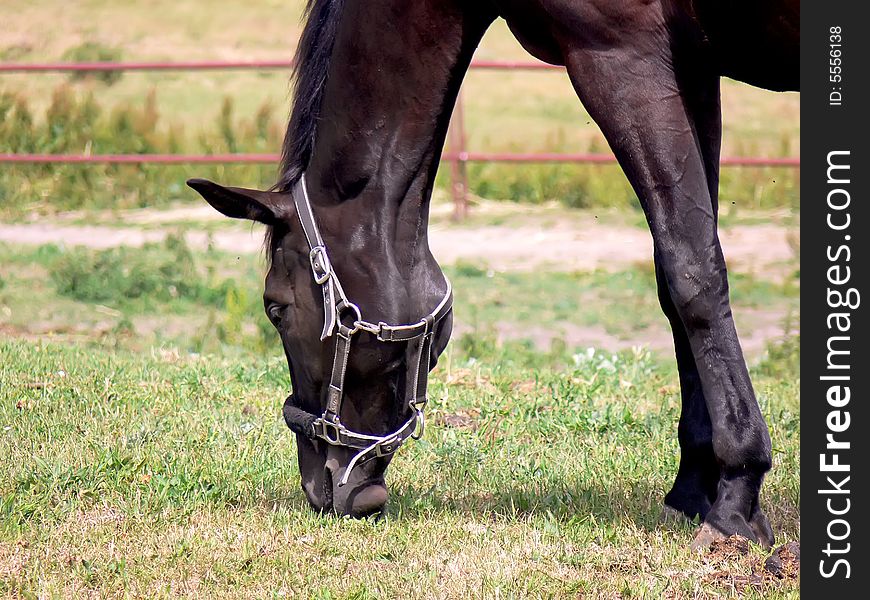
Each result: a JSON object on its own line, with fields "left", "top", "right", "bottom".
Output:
{"left": 0, "top": 1, "right": 800, "bottom": 157}
{"left": 1, "top": 336, "right": 798, "bottom": 598}
{"left": 448, "top": 261, "right": 798, "bottom": 342}
{"left": 0, "top": 4, "right": 801, "bottom": 594}
{"left": 0, "top": 234, "right": 800, "bottom": 597}
{"left": 0, "top": 239, "right": 799, "bottom": 361}
{"left": 0, "top": 240, "right": 278, "bottom": 356}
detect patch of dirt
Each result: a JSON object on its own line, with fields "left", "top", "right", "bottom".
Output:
{"left": 433, "top": 221, "right": 795, "bottom": 280}
{"left": 454, "top": 305, "right": 796, "bottom": 359}
{"left": 764, "top": 541, "right": 800, "bottom": 579}
{"left": 510, "top": 379, "right": 540, "bottom": 394}
{"left": 132, "top": 313, "right": 208, "bottom": 341}
{"left": 0, "top": 214, "right": 797, "bottom": 279}
{"left": 433, "top": 408, "right": 480, "bottom": 430}
{"left": 443, "top": 368, "right": 496, "bottom": 393}
{"left": 111, "top": 205, "right": 225, "bottom": 225}
{"left": 702, "top": 537, "right": 800, "bottom": 594}
{"left": 0, "top": 322, "right": 106, "bottom": 344}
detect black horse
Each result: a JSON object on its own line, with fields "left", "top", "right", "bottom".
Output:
{"left": 188, "top": 0, "right": 799, "bottom": 549}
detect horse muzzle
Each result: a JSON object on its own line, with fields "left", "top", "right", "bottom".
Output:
{"left": 298, "top": 441, "right": 390, "bottom": 518}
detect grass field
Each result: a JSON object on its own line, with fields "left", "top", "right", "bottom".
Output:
{"left": 0, "top": 235, "right": 799, "bottom": 360}
{"left": 0, "top": 231, "right": 800, "bottom": 597}
{"left": 1, "top": 336, "right": 799, "bottom": 598}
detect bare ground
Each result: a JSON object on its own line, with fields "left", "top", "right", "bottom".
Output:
{"left": 0, "top": 205, "right": 796, "bottom": 276}
{"left": 457, "top": 305, "right": 795, "bottom": 359}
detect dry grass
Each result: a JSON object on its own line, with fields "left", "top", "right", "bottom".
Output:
{"left": 1, "top": 1, "right": 799, "bottom": 159}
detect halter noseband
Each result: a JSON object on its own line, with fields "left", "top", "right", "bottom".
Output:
{"left": 281, "top": 174, "right": 453, "bottom": 487}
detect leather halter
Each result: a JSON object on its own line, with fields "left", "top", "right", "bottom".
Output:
{"left": 281, "top": 174, "right": 453, "bottom": 487}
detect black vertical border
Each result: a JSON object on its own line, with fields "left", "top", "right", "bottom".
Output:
{"left": 802, "top": 1, "right": 869, "bottom": 595}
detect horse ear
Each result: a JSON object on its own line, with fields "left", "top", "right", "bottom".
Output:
{"left": 186, "top": 178, "right": 293, "bottom": 225}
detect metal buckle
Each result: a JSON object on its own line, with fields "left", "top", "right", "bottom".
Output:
{"left": 353, "top": 320, "right": 380, "bottom": 336}
{"left": 317, "top": 419, "right": 345, "bottom": 445}
{"left": 309, "top": 246, "right": 332, "bottom": 285}
{"left": 374, "top": 435, "right": 402, "bottom": 457}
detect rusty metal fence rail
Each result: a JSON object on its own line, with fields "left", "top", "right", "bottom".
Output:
{"left": 0, "top": 58, "right": 800, "bottom": 217}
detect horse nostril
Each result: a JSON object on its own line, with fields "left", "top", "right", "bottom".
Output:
{"left": 300, "top": 466, "right": 334, "bottom": 513}
{"left": 322, "top": 466, "right": 335, "bottom": 511}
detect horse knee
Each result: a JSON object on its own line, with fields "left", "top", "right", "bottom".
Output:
{"left": 714, "top": 420, "right": 772, "bottom": 474}
{"left": 660, "top": 255, "right": 729, "bottom": 333}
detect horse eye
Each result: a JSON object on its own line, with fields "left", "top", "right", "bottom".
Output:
{"left": 267, "top": 304, "right": 285, "bottom": 326}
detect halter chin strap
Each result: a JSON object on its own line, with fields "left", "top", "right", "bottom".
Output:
{"left": 282, "top": 174, "right": 453, "bottom": 487}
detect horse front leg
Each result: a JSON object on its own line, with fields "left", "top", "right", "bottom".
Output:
{"left": 660, "top": 59, "right": 722, "bottom": 526}
{"left": 655, "top": 259, "right": 719, "bottom": 524}
{"left": 562, "top": 27, "right": 774, "bottom": 549}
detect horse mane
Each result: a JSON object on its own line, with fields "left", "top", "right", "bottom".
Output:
{"left": 266, "top": 0, "right": 345, "bottom": 260}
{"left": 275, "top": 0, "right": 346, "bottom": 192}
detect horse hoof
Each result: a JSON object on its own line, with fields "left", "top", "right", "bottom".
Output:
{"left": 659, "top": 505, "right": 691, "bottom": 525}
{"left": 691, "top": 522, "right": 728, "bottom": 552}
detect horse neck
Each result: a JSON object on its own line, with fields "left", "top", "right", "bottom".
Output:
{"left": 303, "top": 0, "right": 494, "bottom": 270}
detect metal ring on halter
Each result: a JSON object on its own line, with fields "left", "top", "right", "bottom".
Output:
{"left": 335, "top": 300, "right": 364, "bottom": 333}
{"left": 309, "top": 246, "right": 332, "bottom": 284}
{"left": 411, "top": 410, "right": 425, "bottom": 440}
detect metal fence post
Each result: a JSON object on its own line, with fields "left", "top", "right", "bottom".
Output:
{"left": 448, "top": 90, "right": 469, "bottom": 220}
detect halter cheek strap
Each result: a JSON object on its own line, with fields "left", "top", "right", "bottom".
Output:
{"left": 282, "top": 174, "right": 453, "bottom": 487}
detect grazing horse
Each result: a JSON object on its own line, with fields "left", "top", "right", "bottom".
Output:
{"left": 188, "top": 0, "right": 799, "bottom": 549}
